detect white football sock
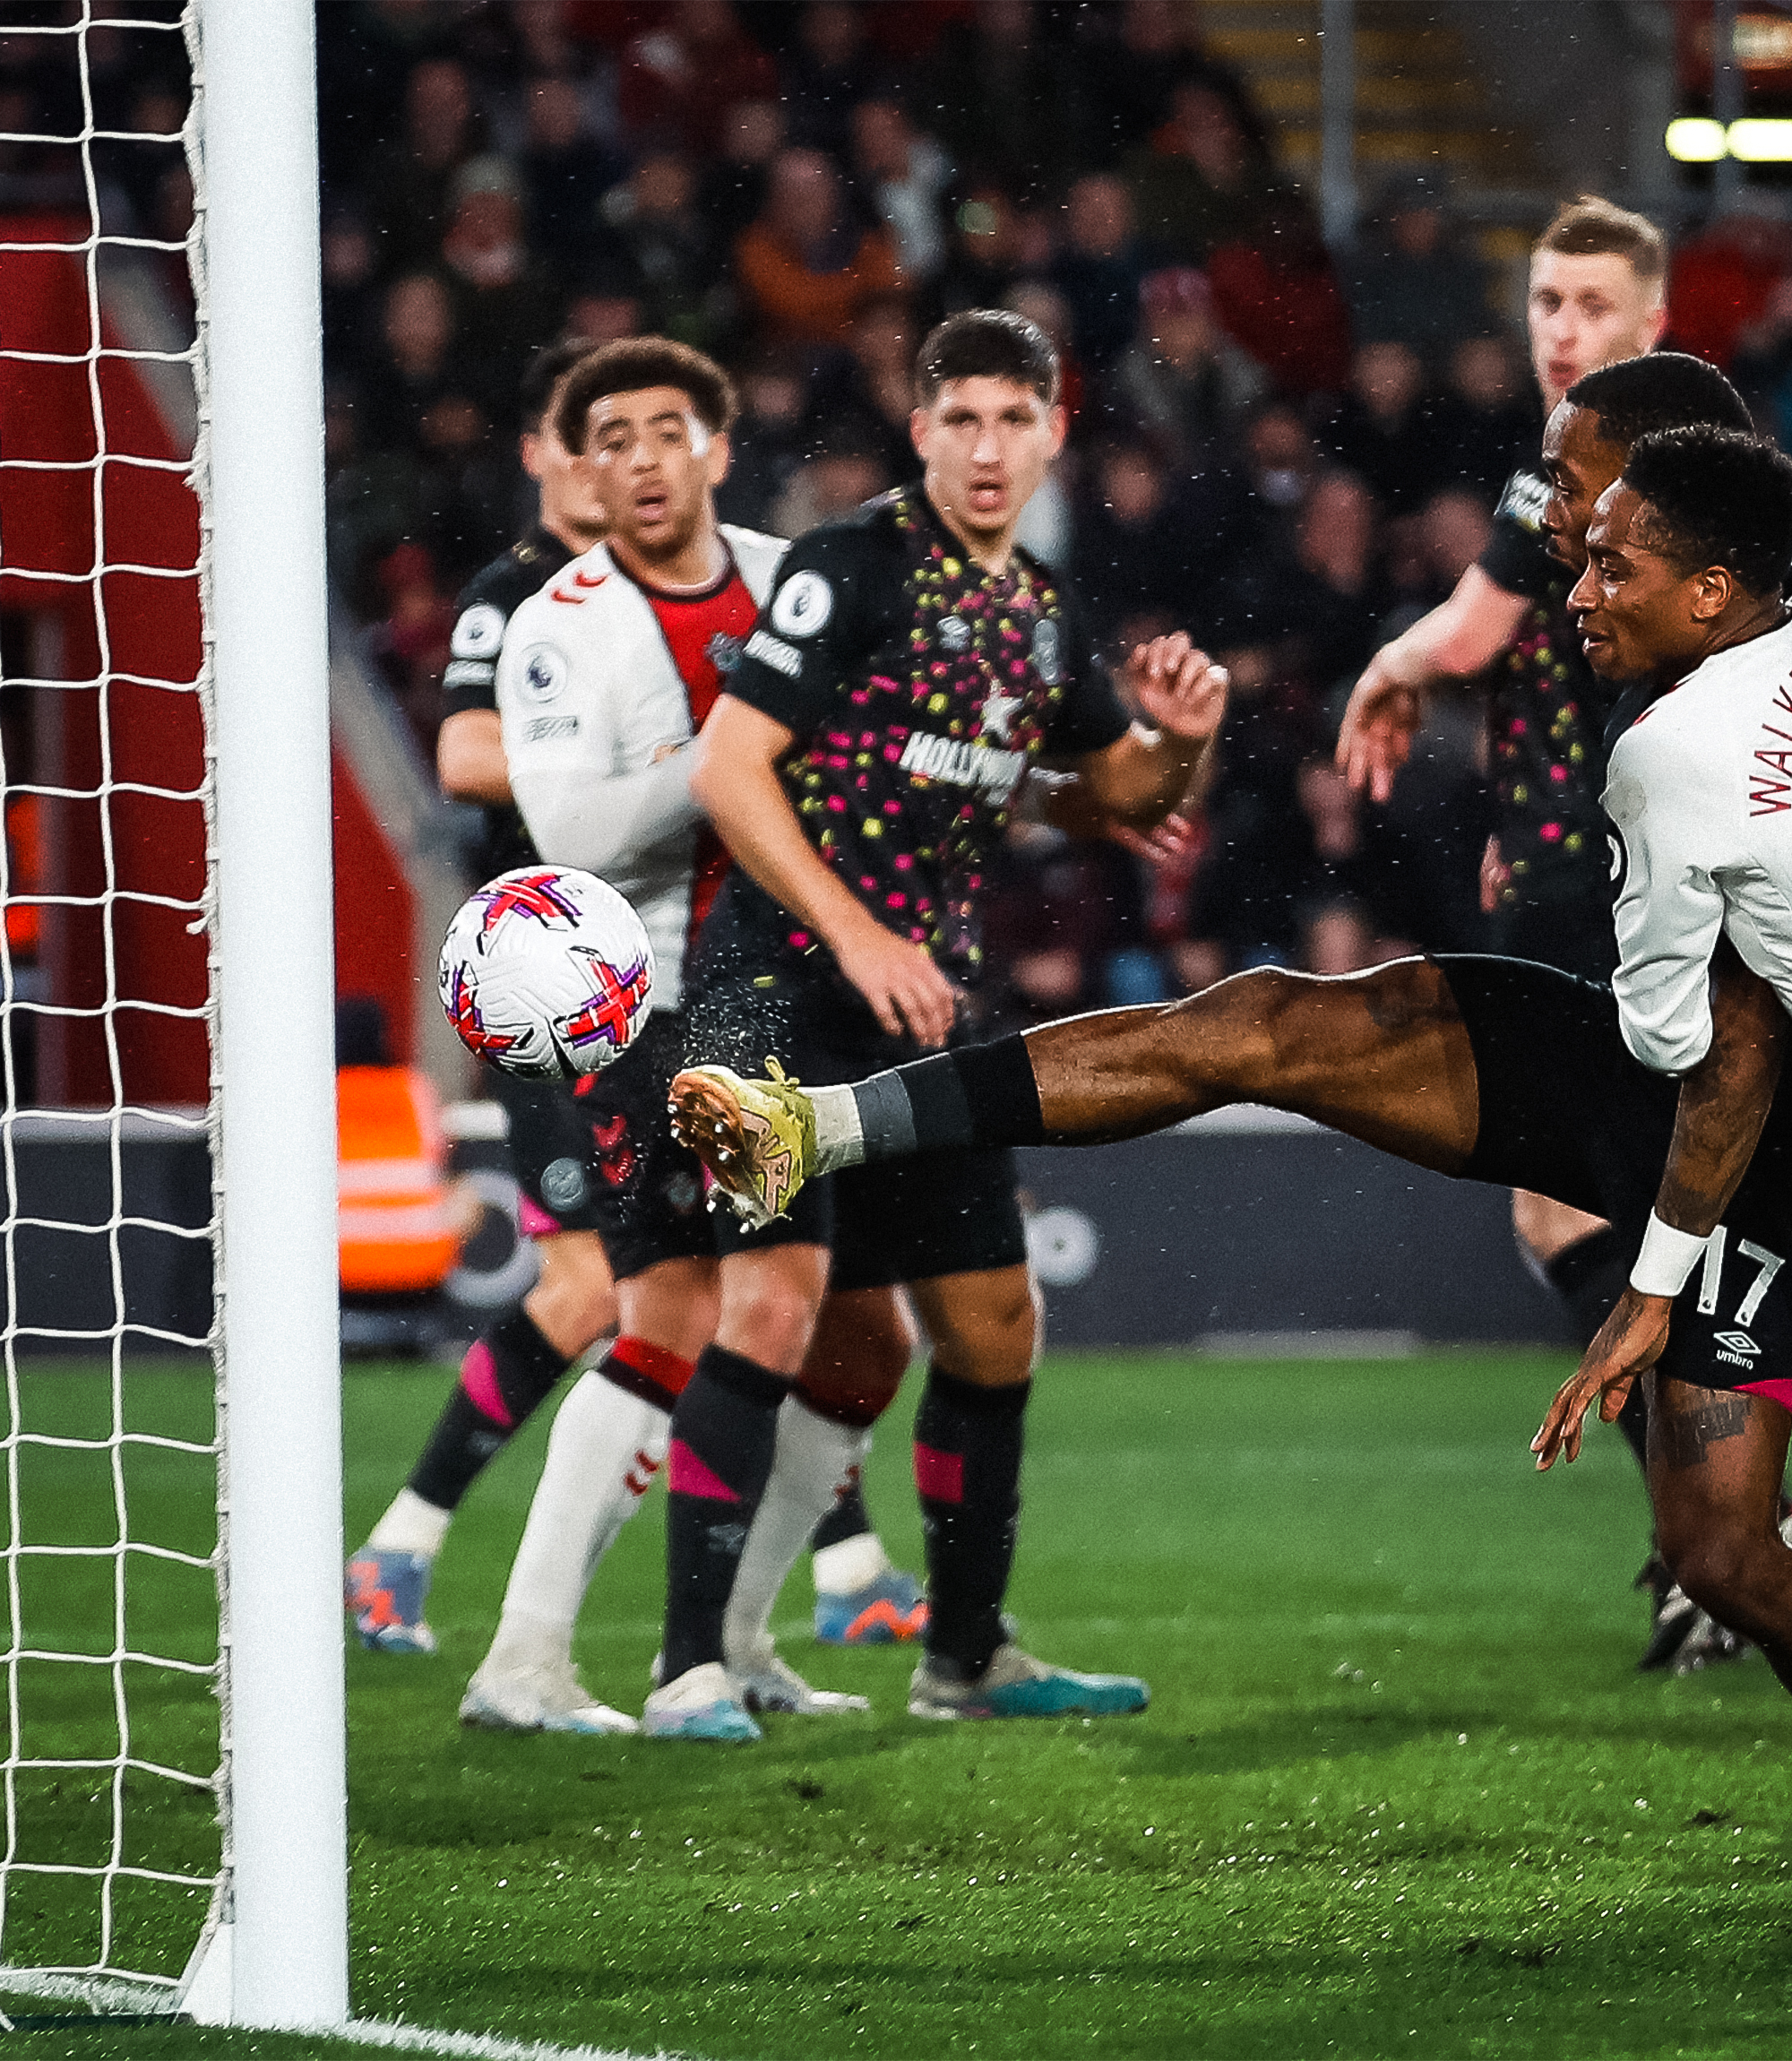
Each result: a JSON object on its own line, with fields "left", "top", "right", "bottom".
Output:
{"left": 809, "top": 1084, "right": 865, "bottom": 1173}
{"left": 724, "top": 1396, "right": 870, "bottom": 1670}
{"left": 482, "top": 1370, "right": 668, "bottom": 1670}
{"left": 812, "top": 1530, "right": 892, "bottom": 1597}
{"left": 366, "top": 1486, "right": 452, "bottom": 1558}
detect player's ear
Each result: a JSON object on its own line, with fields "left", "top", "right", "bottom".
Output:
{"left": 909, "top": 404, "right": 932, "bottom": 460}
{"left": 1641, "top": 297, "right": 1669, "bottom": 352}
{"left": 1047, "top": 402, "right": 1067, "bottom": 458}
{"left": 707, "top": 430, "right": 731, "bottom": 487}
{"left": 520, "top": 430, "right": 544, "bottom": 483}
{"left": 1690, "top": 565, "right": 1733, "bottom": 622}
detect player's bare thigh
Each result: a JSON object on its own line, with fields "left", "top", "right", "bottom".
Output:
{"left": 1512, "top": 1192, "right": 1607, "bottom": 1266}
{"left": 1026, "top": 957, "right": 1481, "bottom": 1173}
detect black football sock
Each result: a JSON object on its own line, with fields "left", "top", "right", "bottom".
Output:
{"left": 841, "top": 1035, "right": 1044, "bottom": 1164}
{"left": 1544, "top": 1226, "right": 1650, "bottom": 1472}
{"left": 407, "top": 1307, "right": 567, "bottom": 1512}
{"left": 914, "top": 1362, "right": 1030, "bottom": 1678}
{"left": 662, "top": 1345, "right": 789, "bottom": 1683}
{"left": 810, "top": 1473, "right": 873, "bottom": 1551}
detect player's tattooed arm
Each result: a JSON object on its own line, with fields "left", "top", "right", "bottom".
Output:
{"left": 1653, "top": 944, "right": 1787, "bottom": 1238}
{"left": 1534, "top": 947, "right": 1787, "bottom": 1470}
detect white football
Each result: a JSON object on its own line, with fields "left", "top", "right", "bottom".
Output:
{"left": 438, "top": 867, "right": 655, "bottom": 1081}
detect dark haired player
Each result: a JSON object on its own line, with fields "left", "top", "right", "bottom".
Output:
{"left": 1522, "top": 351, "right": 1761, "bottom": 1668}
{"left": 1340, "top": 198, "right": 1675, "bottom": 1496}
{"left": 675, "top": 426, "right": 1792, "bottom": 1695}
{"left": 645, "top": 310, "right": 1228, "bottom": 1739}
{"left": 468, "top": 337, "right": 924, "bottom": 1730}
{"left": 348, "top": 339, "right": 623, "bottom": 1659}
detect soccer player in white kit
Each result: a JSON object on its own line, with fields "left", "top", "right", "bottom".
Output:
{"left": 676, "top": 425, "right": 1792, "bottom": 1695}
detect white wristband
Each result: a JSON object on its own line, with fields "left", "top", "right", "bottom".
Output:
{"left": 1629, "top": 1212, "right": 1710, "bottom": 1298}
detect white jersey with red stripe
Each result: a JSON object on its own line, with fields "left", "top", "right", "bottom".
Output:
{"left": 1603, "top": 615, "right": 1792, "bottom": 1074}
{"left": 496, "top": 523, "right": 786, "bottom": 1009}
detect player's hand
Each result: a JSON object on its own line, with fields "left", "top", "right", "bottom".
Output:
{"left": 1531, "top": 1287, "right": 1672, "bottom": 1470}
{"left": 1478, "top": 834, "right": 1509, "bottom": 917}
{"left": 831, "top": 918, "right": 959, "bottom": 1048}
{"left": 1120, "top": 634, "right": 1228, "bottom": 745}
{"left": 1337, "top": 659, "right": 1425, "bottom": 804}
{"left": 1107, "top": 810, "right": 1198, "bottom": 866}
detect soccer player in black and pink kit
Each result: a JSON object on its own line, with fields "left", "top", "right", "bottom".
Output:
{"left": 643, "top": 311, "right": 1228, "bottom": 1739}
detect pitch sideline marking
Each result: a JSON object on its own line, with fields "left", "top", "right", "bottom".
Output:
{"left": 341, "top": 2016, "right": 685, "bottom": 2061}
{"left": 0, "top": 1973, "right": 685, "bottom": 2061}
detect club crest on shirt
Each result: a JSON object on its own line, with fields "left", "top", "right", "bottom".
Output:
{"left": 939, "top": 614, "right": 972, "bottom": 652}
{"left": 706, "top": 631, "right": 745, "bottom": 677}
{"left": 541, "top": 1156, "right": 589, "bottom": 1211}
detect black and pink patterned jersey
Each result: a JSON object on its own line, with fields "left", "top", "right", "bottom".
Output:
{"left": 1478, "top": 468, "right": 1623, "bottom": 909}
{"left": 720, "top": 483, "right": 1130, "bottom": 979}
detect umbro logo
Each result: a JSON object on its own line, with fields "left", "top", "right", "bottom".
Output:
{"left": 1713, "top": 1329, "right": 1759, "bottom": 1356}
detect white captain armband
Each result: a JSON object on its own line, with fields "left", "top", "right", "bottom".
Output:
{"left": 1629, "top": 1211, "right": 1710, "bottom": 1298}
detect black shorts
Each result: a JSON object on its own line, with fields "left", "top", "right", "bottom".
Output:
{"left": 683, "top": 934, "right": 1026, "bottom": 1292}
{"left": 490, "top": 1011, "right": 711, "bottom": 1281}
{"left": 1438, "top": 953, "right": 1792, "bottom": 1400}
{"left": 1486, "top": 884, "right": 1619, "bottom": 985}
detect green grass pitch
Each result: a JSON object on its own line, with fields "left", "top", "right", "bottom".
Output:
{"left": 5, "top": 1349, "right": 1791, "bottom": 2060}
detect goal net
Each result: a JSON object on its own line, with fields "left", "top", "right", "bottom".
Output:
{"left": 0, "top": 0, "right": 345, "bottom": 2030}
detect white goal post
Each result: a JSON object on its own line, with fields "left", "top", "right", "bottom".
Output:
{"left": 196, "top": 0, "right": 349, "bottom": 2031}
{"left": 0, "top": 0, "right": 345, "bottom": 2031}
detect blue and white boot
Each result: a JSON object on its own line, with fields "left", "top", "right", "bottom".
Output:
{"left": 909, "top": 1643, "right": 1149, "bottom": 1720}
{"left": 643, "top": 1660, "right": 762, "bottom": 1742}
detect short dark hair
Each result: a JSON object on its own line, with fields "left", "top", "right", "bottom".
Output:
{"left": 518, "top": 338, "right": 597, "bottom": 435}
{"left": 915, "top": 309, "right": 1060, "bottom": 408}
{"left": 1564, "top": 352, "right": 1752, "bottom": 450}
{"left": 1536, "top": 195, "right": 1666, "bottom": 285}
{"left": 1624, "top": 426, "right": 1792, "bottom": 598}
{"left": 555, "top": 338, "right": 738, "bottom": 452}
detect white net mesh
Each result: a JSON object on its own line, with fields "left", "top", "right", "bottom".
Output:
{"left": 0, "top": 0, "right": 223, "bottom": 2010}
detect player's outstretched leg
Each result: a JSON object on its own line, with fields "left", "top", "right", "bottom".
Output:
{"left": 1647, "top": 1377, "right": 1792, "bottom": 1694}
{"left": 670, "top": 961, "right": 1481, "bottom": 1219}
{"left": 346, "top": 1229, "right": 616, "bottom": 1653}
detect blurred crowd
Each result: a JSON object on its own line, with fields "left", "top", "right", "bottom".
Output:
{"left": 13, "top": 1, "right": 1792, "bottom": 1025}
